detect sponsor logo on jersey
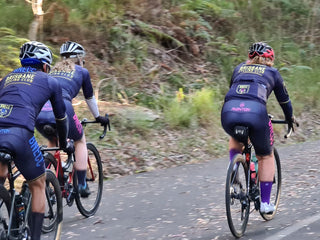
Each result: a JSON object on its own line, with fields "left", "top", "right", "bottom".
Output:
{"left": 0, "top": 104, "right": 13, "bottom": 118}
{"left": 236, "top": 85, "right": 250, "bottom": 94}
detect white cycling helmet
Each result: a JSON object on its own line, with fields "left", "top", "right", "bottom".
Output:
{"left": 19, "top": 41, "right": 53, "bottom": 65}
{"left": 60, "top": 41, "right": 86, "bottom": 58}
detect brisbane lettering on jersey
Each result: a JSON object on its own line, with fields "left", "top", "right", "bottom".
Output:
{"left": 4, "top": 73, "right": 35, "bottom": 87}
{"left": 238, "top": 65, "right": 266, "bottom": 76}
{"left": 50, "top": 70, "right": 75, "bottom": 80}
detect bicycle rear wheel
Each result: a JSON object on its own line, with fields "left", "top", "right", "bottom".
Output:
{"left": 0, "top": 185, "right": 11, "bottom": 239}
{"left": 74, "top": 142, "right": 103, "bottom": 217}
{"left": 42, "top": 169, "right": 63, "bottom": 237}
{"left": 225, "top": 154, "right": 250, "bottom": 238}
{"left": 260, "top": 147, "right": 281, "bottom": 220}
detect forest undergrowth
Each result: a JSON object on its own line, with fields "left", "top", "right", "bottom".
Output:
{"left": 1, "top": 0, "right": 320, "bottom": 178}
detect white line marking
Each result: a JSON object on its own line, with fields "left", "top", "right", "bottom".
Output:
{"left": 264, "top": 213, "right": 320, "bottom": 240}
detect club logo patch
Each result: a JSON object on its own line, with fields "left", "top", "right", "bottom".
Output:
{"left": 0, "top": 104, "right": 13, "bottom": 118}
{"left": 236, "top": 85, "right": 250, "bottom": 94}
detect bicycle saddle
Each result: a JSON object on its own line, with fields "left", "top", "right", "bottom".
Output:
{"left": 233, "top": 125, "right": 249, "bottom": 144}
{"left": 0, "top": 148, "right": 13, "bottom": 164}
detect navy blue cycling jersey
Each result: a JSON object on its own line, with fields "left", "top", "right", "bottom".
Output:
{"left": 0, "top": 66, "right": 67, "bottom": 181}
{"left": 221, "top": 62, "right": 294, "bottom": 156}
{"left": 36, "top": 64, "right": 92, "bottom": 141}
{"left": 49, "top": 64, "right": 94, "bottom": 101}
{"left": 224, "top": 62, "right": 293, "bottom": 120}
{"left": 0, "top": 67, "right": 66, "bottom": 132}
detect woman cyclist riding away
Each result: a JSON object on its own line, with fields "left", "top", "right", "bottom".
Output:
{"left": 0, "top": 41, "right": 73, "bottom": 240}
{"left": 35, "top": 41, "right": 109, "bottom": 197}
{"left": 221, "top": 42, "right": 297, "bottom": 213}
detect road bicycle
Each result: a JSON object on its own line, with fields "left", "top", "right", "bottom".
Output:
{"left": 0, "top": 149, "right": 62, "bottom": 240}
{"left": 40, "top": 117, "right": 108, "bottom": 225}
{"left": 225, "top": 115, "right": 298, "bottom": 238}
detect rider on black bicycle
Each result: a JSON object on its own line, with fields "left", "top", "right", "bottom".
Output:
{"left": 0, "top": 41, "right": 73, "bottom": 240}
{"left": 35, "top": 41, "right": 109, "bottom": 198}
{"left": 221, "top": 42, "right": 297, "bottom": 214}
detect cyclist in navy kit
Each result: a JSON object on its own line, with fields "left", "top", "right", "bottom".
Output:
{"left": 221, "top": 42, "right": 296, "bottom": 214}
{"left": 35, "top": 41, "right": 109, "bottom": 197}
{"left": 0, "top": 41, "right": 73, "bottom": 240}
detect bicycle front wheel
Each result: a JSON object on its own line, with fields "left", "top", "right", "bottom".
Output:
{"left": 260, "top": 147, "right": 281, "bottom": 220}
{"left": 225, "top": 154, "right": 250, "bottom": 238}
{"left": 74, "top": 142, "right": 103, "bottom": 217}
{"left": 42, "top": 169, "right": 63, "bottom": 237}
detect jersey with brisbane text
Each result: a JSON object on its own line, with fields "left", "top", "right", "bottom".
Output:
{"left": 224, "top": 62, "right": 290, "bottom": 105}
{"left": 49, "top": 64, "right": 94, "bottom": 101}
{"left": 0, "top": 67, "right": 66, "bottom": 132}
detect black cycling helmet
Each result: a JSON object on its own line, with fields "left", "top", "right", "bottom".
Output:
{"left": 248, "top": 42, "right": 274, "bottom": 61}
{"left": 60, "top": 41, "right": 86, "bottom": 58}
{"left": 19, "top": 41, "right": 53, "bottom": 66}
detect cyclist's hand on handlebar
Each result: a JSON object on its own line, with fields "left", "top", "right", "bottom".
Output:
{"left": 63, "top": 140, "right": 75, "bottom": 155}
{"left": 288, "top": 116, "right": 299, "bottom": 131}
{"left": 96, "top": 114, "right": 110, "bottom": 127}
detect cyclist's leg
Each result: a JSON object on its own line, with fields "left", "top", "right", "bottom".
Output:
{"left": 228, "top": 138, "right": 242, "bottom": 161}
{"left": 7, "top": 129, "right": 46, "bottom": 240}
{"left": 0, "top": 162, "right": 7, "bottom": 184}
{"left": 28, "top": 175, "right": 46, "bottom": 240}
{"left": 221, "top": 101, "right": 244, "bottom": 162}
{"left": 74, "top": 134, "right": 89, "bottom": 188}
{"left": 256, "top": 153, "right": 275, "bottom": 212}
{"left": 65, "top": 100, "right": 89, "bottom": 196}
{"left": 250, "top": 114, "right": 275, "bottom": 213}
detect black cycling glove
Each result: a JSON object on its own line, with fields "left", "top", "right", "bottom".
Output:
{"left": 63, "top": 140, "right": 75, "bottom": 155}
{"left": 96, "top": 115, "right": 110, "bottom": 126}
{"left": 288, "top": 116, "right": 299, "bottom": 132}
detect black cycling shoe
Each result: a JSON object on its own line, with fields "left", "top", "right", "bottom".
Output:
{"left": 79, "top": 183, "right": 91, "bottom": 198}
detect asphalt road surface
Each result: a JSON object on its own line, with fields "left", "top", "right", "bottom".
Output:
{"left": 46, "top": 140, "right": 320, "bottom": 240}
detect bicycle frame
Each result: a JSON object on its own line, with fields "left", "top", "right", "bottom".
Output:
{"left": 43, "top": 117, "right": 108, "bottom": 203}
{"left": 0, "top": 153, "right": 32, "bottom": 239}
{"left": 233, "top": 116, "right": 294, "bottom": 212}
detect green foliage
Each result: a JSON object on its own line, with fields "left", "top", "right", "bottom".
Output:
{"left": 182, "top": 0, "right": 222, "bottom": 16}
{"left": 0, "top": 1, "right": 33, "bottom": 34}
{"left": 0, "top": 28, "right": 29, "bottom": 77}
{"left": 277, "top": 0, "right": 309, "bottom": 16}
{"left": 1, "top": 0, "right": 320, "bottom": 129}
{"left": 164, "top": 98, "right": 194, "bottom": 128}
{"left": 108, "top": 21, "right": 148, "bottom": 67}
{"left": 191, "top": 88, "right": 222, "bottom": 127}
{"left": 206, "top": 37, "right": 241, "bottom": 81}
{"left": 164, "top": 88, "right": 222, "bottom": 128}
{"left": 280, "top": 64, "right": 320, "bottom": 113}
{"left": 166, "top": 73, "right": 186, "bottom": 89}
{"left": 62, "top": 0, "right": 120, "bottom": 28}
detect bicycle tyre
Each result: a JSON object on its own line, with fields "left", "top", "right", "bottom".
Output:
{"left": 260, "top": 147, "right": 281, "bottom": 220}
{"left": 74, "top": 142, "right": 103, "bottom": 217}
{"left": 42, "top": 169, "right": 63, "bottom": 237}
{"left": 0, "top": 185, "right": 11, "bottom": 238}
{"left": 225, "top": 154, "right": 250, "bottom": 238}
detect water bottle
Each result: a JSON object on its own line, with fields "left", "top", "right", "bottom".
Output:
{"left": 250, "top": 162, "right": 256, "bottom": 184}
{"left": 251, "top": 154, "right": 258, "bottom": 184}
{"left": 252, "top": 154, "right": 258, "bottom": 175}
